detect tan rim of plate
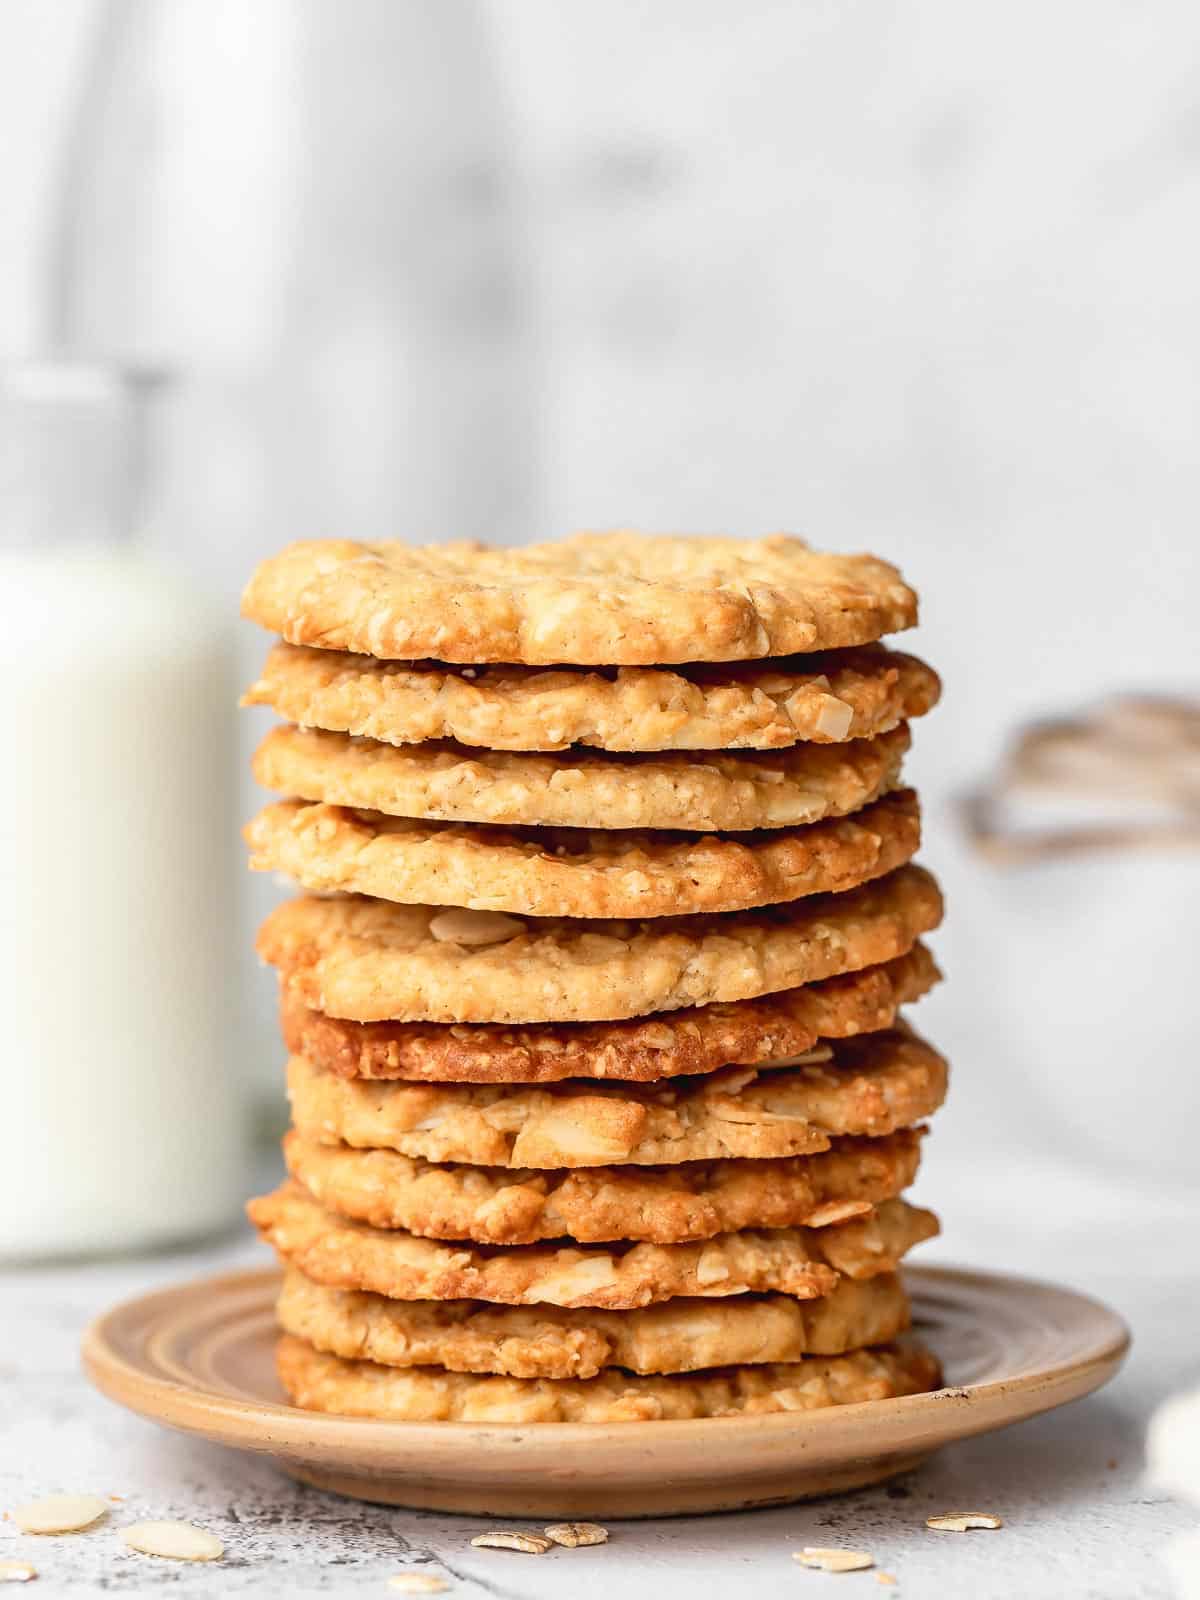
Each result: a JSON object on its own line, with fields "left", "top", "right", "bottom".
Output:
{"left": 81, "top": 1264, "right": 1129, "bottom": 1519}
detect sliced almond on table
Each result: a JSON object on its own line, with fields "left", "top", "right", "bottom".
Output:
{"left": 387, "top": 1576, "right": 450, "bottom": 1593}
{"left": 925, "top": 1512, "right": 1002, "bottom": 1533}
{"left": 470, "top": 1531, "right": 552, "bottom": 1555}
{"left": 794, "top": 1546, "right": 875, "bottom": 1573}
{"left": 543, "top": 1523, "right": 609, "bottom": 1548}
{"left": 0, "top": 1564, "right": 37, "bottom": 1585}
{"left": 875, "top": 1576, "right": 897, "bottom": 1588}
{"left": 10, "top": 1496, "right": 108, "bottom": 1535}
{"left": 120, "top": 1521, "right": 224, "bottom": 1562}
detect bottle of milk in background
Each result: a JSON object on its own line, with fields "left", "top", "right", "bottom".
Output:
{"left": 0, "top": 362, "right": 246, "bottom": 1256}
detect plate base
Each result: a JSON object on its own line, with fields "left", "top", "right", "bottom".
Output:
{"left": 83, "top": 1263, "right": 1129, "bottom": 1519}
{"left": 279, "top": 1449, "right": 935, "bottom": 1518}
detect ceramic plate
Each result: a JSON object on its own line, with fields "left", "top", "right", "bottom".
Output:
{"left": 82, "top": 1264, "right": 1128, "bottom": 1518}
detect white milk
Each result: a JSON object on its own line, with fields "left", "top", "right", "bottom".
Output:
{"left": 0, "top": 369, "right": 246, "bottom": 1256}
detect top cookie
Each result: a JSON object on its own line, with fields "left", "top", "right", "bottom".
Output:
{"left": 241, "top": 534, "right": 918, "bottom": 666}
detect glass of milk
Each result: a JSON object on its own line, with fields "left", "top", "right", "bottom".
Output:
{"left": 0, "top": 362, "right": 247, "bottom": 1257}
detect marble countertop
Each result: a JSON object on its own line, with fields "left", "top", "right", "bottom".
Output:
{"left": 2, "top": 1149, "right": 1195, "bottom": 1600}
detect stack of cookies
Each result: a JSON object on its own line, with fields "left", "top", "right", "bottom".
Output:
{"left": 241, "top": 534, "right": 947, "bottom": 1425}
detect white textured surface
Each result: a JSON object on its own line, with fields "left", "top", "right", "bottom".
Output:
{"left": 1, "top": 1148, "right": 1195, "bottom": 1600}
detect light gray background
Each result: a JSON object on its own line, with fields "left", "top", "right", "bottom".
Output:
{"left": 2, "top": 2, "right": 1197, "bottom": 1151}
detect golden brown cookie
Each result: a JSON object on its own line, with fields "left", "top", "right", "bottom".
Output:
{"left": 240, "top": 534, "right": 918, "bottom": 666}
{"left": 245, "top": 789, "right": 921, "bottom": 920}
{"left": 276, "top": 1268, "right": 914, "bottom": 1378}
{"left": 282, "top": 943, "right": 940, "bottom": 1085}
{"left": 251, "top": 723, "right": 910, "bottom": 833}
{"left": 282, "top": 1128, "right": 924, "bottom": 1245}
{"left": 286, "top": 1029, "right": 947, "bottom": 1168}
{"left": 243, "top": 641, "right": 940, "bottom": 752}
{"left": 257, "top": 862, "right": 942, "bottom": 1024}
{"left": 275, "top": 1333, "right": 942, "bottom": 1421}
{"left": 249, "top": 1185, "right": 937, "bottom": 1309}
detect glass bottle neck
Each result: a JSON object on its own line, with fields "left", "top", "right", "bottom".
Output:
{"left": 0, "top": 361, "right": 163, "bottom": 552}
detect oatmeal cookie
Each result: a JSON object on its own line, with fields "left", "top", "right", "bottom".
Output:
{"left": 245, "top": 789, "right": 920, "bottom": 920}
{"left": 249, "top": 1185, "right": 938, "bottom": 1309}
{"left": 256, "top": 863, "right": 942, "bottom": 1024}
{"left": 281, "top": 1127, "right": 924, "bottom": 1244}
{"left": 275, "top": 1333, "right": 942, "bottom": 1421}
{"left": 281, "top": 942, "right": 940, "bottom": 1084}
{"left": 243, "top": 641, "right": 939, "bottom": 752}
{"left": 251, "top": 723, "right": 909, "bottom": 833}
{"left": 285, "top": 1029, "right": 947, "bottom": 1168}
{"left": 241, "top": 533, "right": 918, "bottom": 666}
{"left": 276, "top": 1267, "right": 914, "bottom": 1378}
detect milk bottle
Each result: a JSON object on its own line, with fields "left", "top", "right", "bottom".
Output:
{"left": 0, "top": 363, "right": 245, "bottom": 1256}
